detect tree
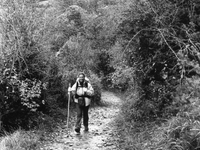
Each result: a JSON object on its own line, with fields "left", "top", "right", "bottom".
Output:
{"left": 0, "top": 0, "right": 51, "bottom": 130}
{"left": 118, "top": 0, "right": 200, "bottom": 120}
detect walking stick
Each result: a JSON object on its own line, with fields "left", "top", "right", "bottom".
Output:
{"left": 67, "top": 83, "right": 71, "bottom": 134}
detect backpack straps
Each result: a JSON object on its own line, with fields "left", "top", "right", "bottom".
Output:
{"left": 75, "top": 80, "right": 88, "bottom": 93}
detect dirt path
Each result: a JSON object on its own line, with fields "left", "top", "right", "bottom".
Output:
{"left": 40, "top": 91, "right": 123, "bottom": 150}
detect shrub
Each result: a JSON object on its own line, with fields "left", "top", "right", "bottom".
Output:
{"left": 118, "top": 0, "right": 200, "bottom": 121}
{"left": 111, "top": 64, "right": 135, "bottom": 91}
{"left": 0, "top": 0, "right": 51, "bottom": 131}
{"left": 0, "top": 62, "right": 49, "bottom": 131}
{"left": 89, "top": 72, "right": 102, "bottom": 105}
{"left": 0, "top": 130, "right": 40, "bottom": 150}
{"left": 92, "top": 50, "right": 115, "bottom": 88}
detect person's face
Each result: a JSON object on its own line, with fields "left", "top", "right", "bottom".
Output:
{"left": 79, "top": 74, "right": 85, "bottom": 83}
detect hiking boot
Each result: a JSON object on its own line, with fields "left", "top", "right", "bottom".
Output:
{"left": 84, "top": 126, "right": 89, "bottom": 132}
{"left": 75, "top": 128, "right": 80, "bottom": 133}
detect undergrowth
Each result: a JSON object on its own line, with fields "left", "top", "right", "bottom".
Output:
{"left": 117, "top": 90, "right": 200, "bottom": 150}
{"left": 0, "top": 130, "right": 40, "bottom": 150}
{"left": 0, "top": 103, "right": 78, "bottom": 150}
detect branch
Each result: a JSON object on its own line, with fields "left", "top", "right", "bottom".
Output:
{"left": 56, "top": 40, "right": 69, "bottom": 57}
{"left": 122, "top": 28, "right": 152, "bottom": 57}
{"left": 157, "top": 29, "right": 180, "bottom": 60}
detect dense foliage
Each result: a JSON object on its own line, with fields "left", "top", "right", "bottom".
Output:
{"left": 118, "top": 0, "right": 200, "bottom": 121}
{"left": 116, "top": 0, "right": 200, "bottom": 149}
{"left": 0, "top": 0, "right": 51, "bottom": 131}
{"left": 0, "top": 0, "right": 103, "bottom": 131}
{"left": 1, "top": 0, "right": 200, "bottom": 149}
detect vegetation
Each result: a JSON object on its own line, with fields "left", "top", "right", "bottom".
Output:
{"left": 116, "top": 0, "right": 200, "bottom": 149}
{"left": 0, "top": 0, "right": 102, "bottom": 132}
{"left": 0, "top": 0, "right": 200, "bottom": 149}
{"left": 0, "top": 130, "right": 40, "bottom": 150}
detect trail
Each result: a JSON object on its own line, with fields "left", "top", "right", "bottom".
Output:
{"left": 40, "top": 91, "right": 123, "bottom": 150}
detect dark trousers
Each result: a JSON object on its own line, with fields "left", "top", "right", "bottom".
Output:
{"left": 75, "top": 104, "right": 90, "bottom": 129}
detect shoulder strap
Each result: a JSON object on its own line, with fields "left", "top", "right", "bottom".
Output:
{"left": 75, "top": 81, "right": 78, "bottom": 92}
{"left": 75, "top": 80, "right": 88, "bottom": 92}
{"left": 84, "top": 81, "right": 88, "bottom": 88}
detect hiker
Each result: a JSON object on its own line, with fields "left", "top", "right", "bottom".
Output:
{"left": 71, "top": 72, "right": 94, "bottom": 133}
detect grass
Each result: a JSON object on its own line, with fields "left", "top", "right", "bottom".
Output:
{"left": 0, "top": 130, "right": 40, "bottom": 150}
{"left": 0, "top": 104, "right": 77, "bottom": 150}
{"left": 116, "top": 92, "right": 200, "bottom": 150}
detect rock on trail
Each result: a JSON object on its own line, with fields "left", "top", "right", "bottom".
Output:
{"left": 39, "top": 91, "right": 123, "bottom": 150}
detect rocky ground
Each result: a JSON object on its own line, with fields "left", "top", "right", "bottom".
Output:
{"left": 39, "top": 91, "right": 124, "bottom": 150}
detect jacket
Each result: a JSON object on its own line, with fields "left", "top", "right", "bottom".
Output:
{"left": 71, "top": 80, "right": 94, "bottom": 106}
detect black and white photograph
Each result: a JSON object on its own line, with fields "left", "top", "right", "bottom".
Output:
{"left": 0, "top": 0, "right": 200, "bottom": 149}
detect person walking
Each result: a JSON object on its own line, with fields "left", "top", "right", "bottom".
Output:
{"left": 71, "top": 72, "right": 94, "bottom": 133}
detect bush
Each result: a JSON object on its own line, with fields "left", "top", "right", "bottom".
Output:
{"left": 117, "top": 58, "right": 200, "bottom": 149}
{"left": 118, "top": 93, "right": 200, "bottom": 150}
{"left": 0, "top": 130, "right": 40, "bottom": 150}
{"left": 92, "top": 50, "right": 115, "bottom": 88}
{"left": 89, "top": 72, "right": 102, "bottom": 105}
{"left": 117, "top": 0, "right": 200, "bottom": 121}
{"left": 0, "top": 0, "right": 103, "bottom": 133}
{"left": 111, "top": 64, "right": 135, "bottom": 91}
{"left": 0, "top": 0, "right": 52, "bottom": 131}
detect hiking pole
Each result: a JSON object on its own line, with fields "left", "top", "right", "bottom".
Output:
{"left": 67, "top": 83, "right": 71, "bottom": 134}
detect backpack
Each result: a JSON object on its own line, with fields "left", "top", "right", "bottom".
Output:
{"left": 75, "top": 80, "right": 89, "bottom": 106}
{"left": 75, "top": 80, "right": 93, "bottom": 99}
{"left": 75, "top": 80, "right": 89, "bottom": 92}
